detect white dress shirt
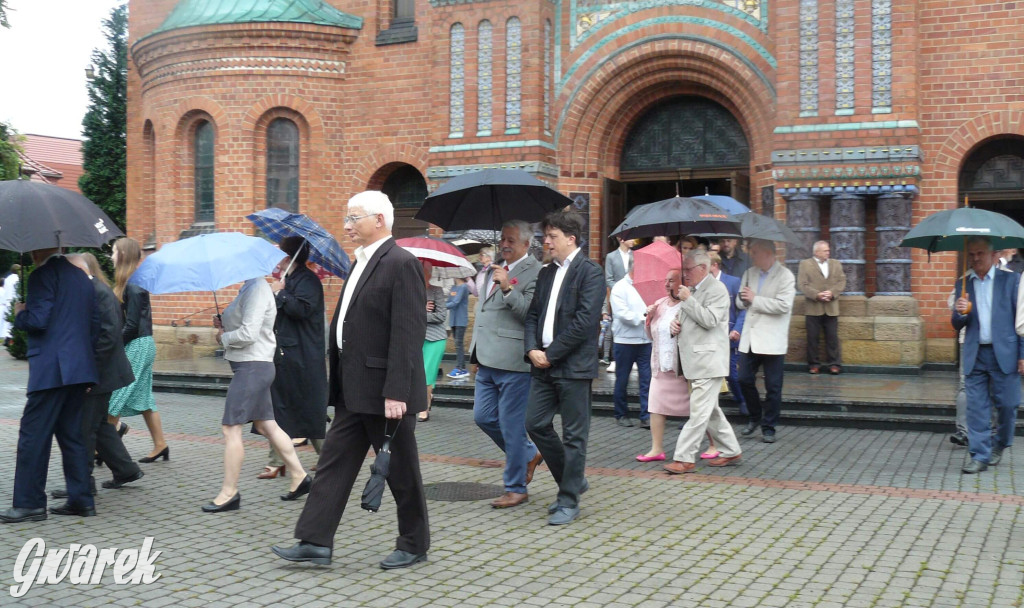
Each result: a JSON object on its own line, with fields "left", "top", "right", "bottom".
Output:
{"left": 336, "top": 236, "right": 389, "bottom": 351}
{"left": 542, "top": 247, "right": 581, "bottom": 348}
{"left": 816, "top": 257, "right": 829, "bottom": 279}
{"left": 610, "top": 276, "right": 651, "bottom": 344}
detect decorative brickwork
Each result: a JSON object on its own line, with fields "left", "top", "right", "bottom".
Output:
{"left": 798, "top": 0, "right": 818, "bottom": 116}
{"left": 504, "top": 17, "right": 522, "bottom": 133}
{"left": 476, "top": 20, "right": 493, "bottom": 136}
{"left": 449, "top": 23, "right": 466, "bottom": 137}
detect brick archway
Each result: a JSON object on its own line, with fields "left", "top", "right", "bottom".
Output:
{"left": 933, "top": 109, "right": 1024, "bottom": 188}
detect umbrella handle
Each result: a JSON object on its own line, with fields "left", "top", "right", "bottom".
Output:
{"left": 961, "top": 242, "right": 972, "bottom": 315}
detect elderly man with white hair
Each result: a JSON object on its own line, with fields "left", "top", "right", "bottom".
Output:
{"left": 273, "top": 190, "right": 431, "bottom": 570}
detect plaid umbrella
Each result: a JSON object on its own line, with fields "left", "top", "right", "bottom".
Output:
{"left": 246, "top": 207, "right": 350, "bottom": 279}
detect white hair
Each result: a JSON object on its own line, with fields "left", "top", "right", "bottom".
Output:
{"left": 502, "top": 220, "right": 533, "bottom": 245}
{"left": 348, "top": 190, "right": 395, "bottom": 230}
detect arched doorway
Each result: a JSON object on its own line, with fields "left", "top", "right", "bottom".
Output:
{"left": 603, "top": 96, "right": 751, "bottom": 247}
{"left": 379, "top": 163, "right": 429, "bottom": 239}
{"left": 959, "top": 136, "right": 1024, "bottom": 223}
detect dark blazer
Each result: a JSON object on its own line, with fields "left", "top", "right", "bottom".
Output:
{"left": 524, "top": 250, "right": 605, "bottom": 379}
{"left": 121, "top": 283, "right": 152, "bottom": 344}
{"left": 718, "top": 271, "right": 746, "bottom": 336}
{"left": 271, "top": 265, "right": 328, "bottom": 439}
{"left": 15, "top": 255, "right": 98, "bottom": 393}
{"left": 952, "top": 268, "right": 1024, "bottom": 375}
{"left": 328, "top": 238, "right": 428, "bottom": 415}
{"left": 90, "top": 278, "right": 135, "bottom": 394}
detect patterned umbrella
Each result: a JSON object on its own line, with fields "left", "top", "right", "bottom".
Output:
{"left": 246, "top": 207, "right": 350, "bottom": 278}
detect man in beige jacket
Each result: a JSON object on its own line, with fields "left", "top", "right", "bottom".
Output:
{"left": 797, "top": 241, "right": 847, "bottom": 374}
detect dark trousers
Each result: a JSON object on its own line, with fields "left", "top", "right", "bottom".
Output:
{"left": 14, "top": 384, "right": 93, "bottom": 509}
{"left": 526, "top": 374, "right": 592, "bottom": 509}
{"left": 612, "top": 343, "right": 651, "bottom": 421}
{"left": 83, "top": 392, "right": 140, "bottom": 482}
{"left": 806, "top": 314, "right": 841, "bottom": 367}
{"left": 452, "top": 325, "right": 467, "bottom": 370}
{"left": 738, "top": 352, "right": 785, "bottom": 432}
{"left": 964, "top": 345, "right": 1020, "bottom": 464}
{"left": 728, "top": 345, "right": 746, "bottom": 414}
{"left": 294, "top": 407, "right": 429, "bottom": 554}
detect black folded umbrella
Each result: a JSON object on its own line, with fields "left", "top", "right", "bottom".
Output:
{"left": 361, "top": 419, "right": 401, "bottom": 512}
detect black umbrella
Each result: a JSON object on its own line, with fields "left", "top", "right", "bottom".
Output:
{"left": 415, "top": 169, "right": 572, "bottom": 231}
{"left": 697, "top": 212, "right": 802, "bottom": 244}
{"left": 0, "top": 179, "right": 124, "bottom": 252}
{"left": 609, "top": 196, "right": 741, "bottom": 240}
{"left": 361, "top": 418, "right": 401, "bottom": 512}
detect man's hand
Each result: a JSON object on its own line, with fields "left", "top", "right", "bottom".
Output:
{"left": 270, "top": 278, "right": 285, "bottom": 294}
{"left": 426, "top": 301, "right": 435, "bottom": 312}
{"left": 954, "top": 297, "right": 971, "bottom": 314}
{"left": 528, "top": 349, "right": 551, "bottom": 369}
{"left": 669, "top": 319, "right": 681, "bottom": 337}
{"left": 729, "top": 330, "right": 740, "bottom": 342}
{"left": 740, "top": 286, "right": 754, "bottom": 305}
{"left": 212, "top": 315, "right": 223, "bottom": 329}
{"left": 491, "top": 265, "right": 510, "bottom": 292}
{"left": 384, "top": 398, "right": 407, "bottom": 419}
{"left": 818, "top": 290, "right": 832, "bottom": 302}
{"left": 676, "top": 285, "right": 691, "bottom": 301}
{"left": 14, "top": 302, "right": 25, "bottom": 315}
{"left": 1018, "top": 360, "right": 1024, "bottom": 375}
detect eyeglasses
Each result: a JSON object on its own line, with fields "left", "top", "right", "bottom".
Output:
{"left": 343, "top": 213, "right": 375, "bottom": 224}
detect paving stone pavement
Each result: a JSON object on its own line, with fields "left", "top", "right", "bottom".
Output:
{"left": 1, "top": 354, "right": 1022, "bottom": 607}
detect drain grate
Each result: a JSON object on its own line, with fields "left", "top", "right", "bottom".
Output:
{"left": 423, "top": 482, "right": 504, "bottom": 502}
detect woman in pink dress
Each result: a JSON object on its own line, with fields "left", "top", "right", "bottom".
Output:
{"left": 636, "top": 269, "right": 691, "bottom": 462}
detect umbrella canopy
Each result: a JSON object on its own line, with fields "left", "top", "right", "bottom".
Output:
{"left": 130, "top": 232, "right": 286, "bottom": 295}
{"left": 633, "top": 241, "right": 682, "bottom": 305}
{"left": 0, "top": 178, "right": 124, "bottom": 252}
{"left": 899, "top": 207, "right": 1024, "bottom": 252}
{"left": 396, "top": 236, "right": 476, "bottom": 277}
{"left": 731, "top": 212, "right": 802, "bottom": 244}
{"left": 415, "top": 168, "right": 572, "bottom": 231}
{"left": 246, "top": 207, "right": 350, "bottom": 278}
{"left": 610, "top": 197, "right": 741, "bottom": 240}
{"left": 693, "top": 194, "right": 750, "bottom": 215}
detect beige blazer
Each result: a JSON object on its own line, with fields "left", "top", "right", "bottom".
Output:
{"left": 736, "top": 262, "right": 796, "bottom": 355}
{"left": 797, "top": 257, "right": 846, "bottom": 316}
{"left": 674, "top": 274, "right": 731, "bottom": 380}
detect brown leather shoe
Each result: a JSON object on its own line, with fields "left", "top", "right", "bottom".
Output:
{"left": 707, "top": 454, "right": 742, "bottom": 467}
{"left": 808, "top": 366, "right": 820, "bottom": 374}
{"left": 663, "top": 461, "right": 696, "bottom": 475}
{"left": 491, "top": 492, "right": 529, "bottom": 508}
{"left": 525, "top": 451, "right": 543, "bottom": 485}
{"left": 829, "top": 365, "right": 841, "bottom": 375}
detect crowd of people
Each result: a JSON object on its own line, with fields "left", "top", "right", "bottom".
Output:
{"left": 1, "top": 191, "right": 1018, "bottom": 573}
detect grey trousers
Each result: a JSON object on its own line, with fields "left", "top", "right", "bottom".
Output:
{"left": 526, "top": 374, "right": 592, "bottom": 510}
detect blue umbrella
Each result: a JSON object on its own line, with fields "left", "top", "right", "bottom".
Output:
{"left": 693, "top": 194, "right": 750, "bottom": 215}
{"left": 246, "top": 207, "right": 350, "bottom": 278}
{"left": 129, "top": 232, "right": 286, "bottom": 314}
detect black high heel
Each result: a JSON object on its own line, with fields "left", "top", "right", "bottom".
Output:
{"left": 138, "top": 446, "right": 169, "bottom": 463}
{"left": 201, "top": 493, "right": 240, "bottom": 513}
{"left": 281, "top": 475, "right": 312, "bottom": 501}
{"left": 117, "top": 422, "right": 130, "bottom": 438}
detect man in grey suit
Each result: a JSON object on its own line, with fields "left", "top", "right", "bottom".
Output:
{"left": 663, "top": 251, "right": 743, "bottom": 473}
{"left": 471, "top": 220, "right": 544, "bottom": 509}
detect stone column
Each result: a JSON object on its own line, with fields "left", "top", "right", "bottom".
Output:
{"left": 874, "top": 192, "right": 913, "bottom": 295}
{"left": 785, "top": 194, "right": 821, "bottom": 276}
{"left": 830, "top": 193, "right": 866, "bottom": 294}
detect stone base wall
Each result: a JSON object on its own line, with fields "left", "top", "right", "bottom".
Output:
{"left": 153, "top": 325, "right": 221, "bottom": 361}
{"left": 788, "top": 295, "right": 931, "bottom": 368}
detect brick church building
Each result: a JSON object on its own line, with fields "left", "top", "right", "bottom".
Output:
{"left": 127, "top": 0, "right": 1024, "bottom": 365}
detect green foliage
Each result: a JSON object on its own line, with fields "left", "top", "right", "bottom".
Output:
{"left": 4, "top": 264, "right": 31, "bottom": 361}
{"left": 0, "top": 0, "right": 9, "bottom": 29}
{"left": 79, "top": 3, "right": 128, "bottom": 231}
{"left": 0, "top": 121, "right": 21, "bottom": 181}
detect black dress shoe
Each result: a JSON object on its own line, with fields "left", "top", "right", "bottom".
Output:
{"left": 762, "top": 432, "right": 777, "bottom": 444}
{"left": 103, "top": 470, "right": 144, "bottom": 489}
{"left": 49, "top": 502, "right": 96, "bottom": 517}
{"left": 380, "top": 549, "right": 427, "bottom": 570}
{"left": 51, "top": 477, "right": 98, "bottom": 499}
{"left": 117, "top": 422, "right": 130, "bottom": 438}
{"left": 990, "top": 447, "right": 1005, "bottom": 466}
{"left": 616, "top": 417, "right": 633, "bottom": 428}
{"left": 0, "top": 507, "right": 47, "bottom": 523}
{"left": 962, "top": 459, "right": 988, "bottom": 474}
{"left": 639, "top": 419, "right": 651, "bottom": 429}
{"left": 201, "top": 493, "right": 240, "bottom": 512}
{"left": 271, "top": 541, "right": 332, "bottom": 565}
{"left": 740, "top": 421, "right": 759, "bottom": 436}
{"left": 281, "top": 475, "right": 312, "bottom": 501}
{"left": 949, "top": 431, "right": 968, "bottom": 447}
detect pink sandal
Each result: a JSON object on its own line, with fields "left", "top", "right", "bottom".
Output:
{"left": 700, "top": 450, "right": 721, "bottom": 460}
{"left": 635, "top": 453, "right": 666, "bottom": 462}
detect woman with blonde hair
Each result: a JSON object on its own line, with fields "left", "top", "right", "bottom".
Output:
{"left": 108, "top": 237, "right": 169, "bottom": 463}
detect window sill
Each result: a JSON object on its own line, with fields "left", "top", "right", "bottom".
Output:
{"left": 376, "top": 24, "right": 418, "bottom": 46}
{"left": 179, "top": 222, "right": 216, "bottom": 239}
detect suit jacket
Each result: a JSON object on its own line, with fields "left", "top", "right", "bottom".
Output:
{"left": 953, "top": 268, "right": 1024, "bottom": 375}
{"left": 525, "top": 251, "right": 605, "bottom": 379}
{"left": 736, "top": 261, "right": 796, "bottom": 356}
{"left": 14, "top": 255, "right": 98, "bottom": 393}
{"left": 717, "top": 271, "right": 746, "bottom": 337}
{"left": 328, "top": 238, "right": 428, "bottom": 415}
{"left": 90, "top": 278, "right": 135, "bottom": 395}
{"left": 604, "top": 249, "right": 632, "bottom": 289}
{"left": 470, "top": 255, "right": 541, "bottom": 373}
{"left": 674, "top": 275, "right": 731, "bottom": 380}
{"left": 798, "top": 257, "right": 847, "bottom": 316}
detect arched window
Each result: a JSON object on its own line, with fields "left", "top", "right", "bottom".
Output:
{"left": 266, "top": 118, "right": 300, "bottom": 212}
{"left": 505, "top": 17, "right": 522, "bottom": 132}
{"left": 194, "top": 121, "right": 215, "bottom": 223}
{"left": 449, "top": 23, "right": 465, "bottom": 137}
{"left": 382, "top": 164, "right": 429, "bottom": 239}
{"left": 477, "top": 20, "right": 493, "bottom": 136}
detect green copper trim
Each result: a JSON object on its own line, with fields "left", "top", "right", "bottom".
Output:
{"left": 429, "top": 140, "right": 556, "bottom": 153}
{"left": 154, "top": 0, "right": 362, "bottom": 35}
{"left": 773, "top": 120, "right": 919, "bottom": 134}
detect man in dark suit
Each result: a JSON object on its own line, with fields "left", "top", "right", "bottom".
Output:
{"left": 953, "top": 236, "right": 1024, "bottom": 474}
{"left": 273, "top": 191, "right": 430, "bottom": 569}
{"left": 1, "top": 250, "right": 98, "bottom": 523}
{"left": 51, "top": 254, "right": 142, "bottom": 497}
{"left": 524, "top": 211, "right": 605, "bottom": 526}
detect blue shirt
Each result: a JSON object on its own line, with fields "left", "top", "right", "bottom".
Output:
{"left": 445, "top": 282, "right": 471, "bottom": 328}
{"left": 757, "top": 268, "right": 770, "bottom": 292}
{"left": 969, "top": 269, "right": 995, "bottom": 344}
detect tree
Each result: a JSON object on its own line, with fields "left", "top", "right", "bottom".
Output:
{"left": 0, "top": 0, "right": 10, "bottom": 29}
{"left": 79, "top": 3, "right": 127, "bottom": 231}
{"left": 0, "top": 121, "right": 19, "bottom": 180}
